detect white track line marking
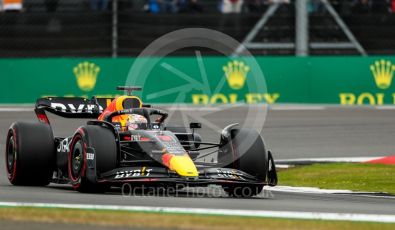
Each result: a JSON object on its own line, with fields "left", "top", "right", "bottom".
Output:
{"left": 265, "top": 186, "right": 394, "bottom": 196}
{"left": 0, "top": 108, "right": 32, "bottom": 112}
{"left": 376, "top": 106, "right": 395, "bottom": 110}
{"left": 275, "top": 164, "right": 293, "bottom": 169}
{"left": 276, "top": 156, "right": 386, "bottom": 164}
{"left": 0, "top": 202, "right": 394, "bottom": 223}
{"left": 270, "top": 106, "right": 326, "bottom": 111}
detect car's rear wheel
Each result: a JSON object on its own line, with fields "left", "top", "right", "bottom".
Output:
{"left": 5, "top": 122, "right": 55, "bottom": 186}
{"left": 220, "top": 129, "right": 268, "bottom": 197}
{"left": 68, "top": 125, "right": 117, "bottom": 193}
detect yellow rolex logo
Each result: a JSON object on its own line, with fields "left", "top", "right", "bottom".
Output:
{"left": 73, "top": 61, "right": 100, "bottom": 92}
{"left": 370, "top": 59, "right": 395, "bottom": 90}
{"left": 223, "top": 60, "right": 250, "bottom": 90}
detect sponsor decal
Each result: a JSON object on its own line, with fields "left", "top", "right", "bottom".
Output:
{"left": 130, "top": 134, "right": 141, "bottom": 141}
{"left": 86, "top": 153, "right": 95, "bottom": 160}
{"left": 57, "top": 138, "right": 70, "bottom": 153}
{"left": 216, "top": 169, "right": 246, "bottom": 180}
{"left": 115, "top": 167, "right": 153, "bottom": 179}
{"left": 73, "top": 61, "right": 100, "bottom": 92}
{"left": 192, "top": 60, "right": 279, "bottom": 105}
{"left": 370, "top": 59, "right": 394, "bottom": 90}
{"left": 50, "top": 102, "right": 103, "bottom": 113}
{"left": 124, "top": 135, "right": 150, "bottom": 141}
{"left": 223, "top": 60, "right": 250, "bottom": 90}
{"left": 340, "top": 59, "right": 395, "bottom": 105}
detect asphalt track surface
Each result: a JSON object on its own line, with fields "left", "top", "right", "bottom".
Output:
{"left": 0, "top": 105, "right": 394, "bottom": 218}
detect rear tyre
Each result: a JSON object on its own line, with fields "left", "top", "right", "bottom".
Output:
{"left": 68, "top": 125, "right": 117, "bottom": 193}
{"left": 221, "top": 129, "right": 268, "bottom": 197}
{"left": 5, "top": 122, "right": 55, "bottom": 186}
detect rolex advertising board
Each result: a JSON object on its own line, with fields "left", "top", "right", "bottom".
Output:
{"left": 0, "top": 57, "right": 394, "bottom": 105}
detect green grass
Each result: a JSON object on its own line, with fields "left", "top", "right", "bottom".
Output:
{"left": 278, "top": 163, "right": 395, "bottom": 194}
{"left": 0, "top": 207, "right": 394, "bottom": 230}
{"left": 0, "top": 164, "right": 393, "bottom": 229}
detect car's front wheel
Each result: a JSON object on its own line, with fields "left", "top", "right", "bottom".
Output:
{"left": 68, "top": 125, "right": 117, "bottom": 193}
{"left": 220, "top": 128, "right": 269, "bottom": 197}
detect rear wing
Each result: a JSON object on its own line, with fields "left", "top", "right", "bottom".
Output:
{"left": 35, "top": 97, "right": 113, "bottom": 123}
{"left": 34, "top": 86, "right": 147, "bottom": 124}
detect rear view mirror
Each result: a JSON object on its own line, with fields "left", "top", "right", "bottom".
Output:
{"left": 190, "top": 122, "right": 201, "bottom": 129}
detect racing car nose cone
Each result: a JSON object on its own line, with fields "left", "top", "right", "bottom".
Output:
{"left": 162, "top": 153, "right": 199, "bottom": 177}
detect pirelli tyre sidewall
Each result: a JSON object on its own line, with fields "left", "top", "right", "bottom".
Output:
{"left": 68, "top": 125, "right": 117, "bottom": 192}
{"left": 5, "top": 122, "right": 55, "bottom": 186}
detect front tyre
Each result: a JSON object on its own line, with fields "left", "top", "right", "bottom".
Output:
{"left": 221, "top": 129, "right": 268, "bottom": 197}
{"left": 68, "top": 125, "right": 117, "bottom": 193}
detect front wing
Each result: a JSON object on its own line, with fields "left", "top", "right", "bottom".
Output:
{"left": 96, "top": 166, "right": 266, "bottom": 186}
{"left": 84, "top": 147, "right": 276, "bottom": 187}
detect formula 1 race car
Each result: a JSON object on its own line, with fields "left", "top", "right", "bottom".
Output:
{"left": 5, "top": 86, "right": 277, "bottom": 197}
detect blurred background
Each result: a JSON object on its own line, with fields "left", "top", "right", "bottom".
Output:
{"left": 0, "top": 0, "right": 394, "bottom": 106}
{"left": 0, "top": 0, "right": 394, "bottom": 57}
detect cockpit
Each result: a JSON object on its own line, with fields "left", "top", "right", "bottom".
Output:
{"left": 98, "top": 94, "right": 168, "bottom": 132}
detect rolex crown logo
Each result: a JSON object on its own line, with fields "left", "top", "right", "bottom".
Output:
{"left": 73, "top": 61, "right": 100, "bottom": 92}
{"left": 370, "top": 59, "right": 395, "bottom": 90}
{"left": 223, "top": 60, "right": 250, "bottom": 90}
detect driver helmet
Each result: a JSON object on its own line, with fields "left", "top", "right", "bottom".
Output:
{"left": 126, "top": 114, "right": 148, "bottom": 130}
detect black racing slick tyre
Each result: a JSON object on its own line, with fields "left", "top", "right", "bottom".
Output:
{"left": 222, "top": 129, "right": 268, "bottom": 197}
{"left": 5, "top": 122, "right": 55, "bottom": 186}
{"left": 68, "top": 125, "right": 117, "bottom": 193}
